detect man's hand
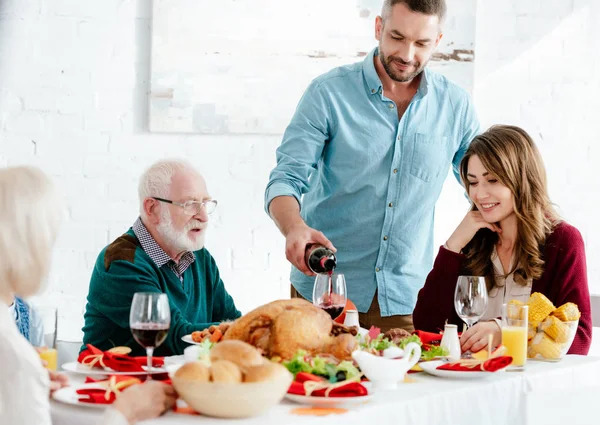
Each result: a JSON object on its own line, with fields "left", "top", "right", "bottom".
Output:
{"left": 459, "top": 321, "right": 502, "bottom": 353}
{"left": 285, "top": 224, "right": 336, "bottom": 276}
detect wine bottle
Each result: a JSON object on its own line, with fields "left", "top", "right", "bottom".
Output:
{"left": 305, "top": 244, "right": 337, "bottom": 274}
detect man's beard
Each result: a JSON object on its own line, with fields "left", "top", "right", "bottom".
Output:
{"left": 379, "top": 48, "right": 426, "bottom": 83}
{"left": 156, "top": 208, "right": 205, "bottom": 253}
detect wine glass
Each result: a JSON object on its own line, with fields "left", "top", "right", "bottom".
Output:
{"left": 129, "top": 292, "right": 171, "bottom": 380}
{"left": 312, "top": 272, "right": 347, "bottom": 320}
{"left": 454, "top": 276, "right": 488, "bottom": 330}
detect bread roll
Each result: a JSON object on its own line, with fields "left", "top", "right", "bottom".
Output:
{"left": 210, "top": 340, "right": 265, "bottom": 372}
{"left": 174, "top": 361, "right": 210, "bottom": 382}
{"left": 244, "top": 361, "right": 290, "bottom": 383}
{"left": 210, "top": 360, "right": 243, "bottom": 383}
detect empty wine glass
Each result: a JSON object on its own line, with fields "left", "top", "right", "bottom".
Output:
{"left": 129, "top": 292, "right": 171, "bottom": 380}
{"left": 312, "top": 272, "right": 347, "bottom": 320}
{"left": 454, "top": 276, "right": 488, "bottom": 330}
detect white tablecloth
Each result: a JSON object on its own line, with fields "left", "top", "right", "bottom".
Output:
{"left": 51, "top": 355, "right": 600, "bottom": 425}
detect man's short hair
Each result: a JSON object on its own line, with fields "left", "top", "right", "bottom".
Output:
{"left": 382, "top": 0, "right": 447, "bottom": 24}
{"left": 138, "top": 159, "right": 200, "bottom": 217}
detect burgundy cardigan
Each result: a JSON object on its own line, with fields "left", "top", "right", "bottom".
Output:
{"left": 413, "top": 222, "right": 592, "bottom": 355}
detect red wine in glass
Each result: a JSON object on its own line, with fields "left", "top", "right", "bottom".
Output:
{"left": 312, "top": 272, "right": 347, "bottom": 320}
{"left": 129, "top": 292, "right": 171, "bottom": 379}
{"left": 131, "top": 324, "right": 169, "bottom": 348}
{"left": 321, "top": 305, "right": 344, "bottom": 320}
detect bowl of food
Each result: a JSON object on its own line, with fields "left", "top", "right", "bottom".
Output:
{"left": 528, "top": 318, "right": 579, "bottom": 361}
{"left": 171, "top": 340, "right": 293, "bottom": 418}
{"left": 352, "top": 342, "right": 421, "bottom": 391}
{"left": 526, "top": 297, "right": 581, "bottom": 362}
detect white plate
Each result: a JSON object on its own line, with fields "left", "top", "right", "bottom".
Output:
{"left": 181, "top": 334, "right": 202, "bottom": 345}
{"left": 419, "top": 360, "right": 505, "bottom": 379}
{"left": 52, "top": 384, "right": 109, "bottom": 409}
{"left": 163, "top": 355, "right": 185, "bottom": 367}
{"left": 61, "top": 361, "right": 167, "bottom": 376}
{"left": 285, "top": 393, "right": 373, "bottom": 407}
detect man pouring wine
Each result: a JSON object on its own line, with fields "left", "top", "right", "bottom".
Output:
{"left": 265, "top": 0, "right": 480, "bottom": 332}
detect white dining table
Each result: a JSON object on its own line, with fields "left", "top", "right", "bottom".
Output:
{"left": 51, "top": 355, "right": 600, "bottom": 425}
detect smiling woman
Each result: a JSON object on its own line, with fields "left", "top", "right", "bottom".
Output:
{"left": 413, "top": 125, "right": 592, "bottom": 356}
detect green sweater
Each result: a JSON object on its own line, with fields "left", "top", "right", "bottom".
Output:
{"left": 81, "top": 229, "right": 241, "bottom": 356}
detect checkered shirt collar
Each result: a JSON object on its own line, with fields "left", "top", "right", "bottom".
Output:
{"left": 132, "top": 217, "right": 195, "bottom": 274}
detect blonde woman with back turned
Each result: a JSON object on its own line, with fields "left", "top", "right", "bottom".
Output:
{"left": 0, "top": 166, "right": 176, "bottom": 425}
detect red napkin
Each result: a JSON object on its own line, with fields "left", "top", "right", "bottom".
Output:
{"left": 77, "top": 375, "right": 142, "bottom": 404}
{"left": 78, "top": 344, "right": 164, "bottom": 372}
{"left": 414, "top": 330, "right": 443, "bottom": 345}
{"left": 436, "top": 356, "right": 513, "bottom": 372}
{"left": 287, "top": 373, "right": 368, "bottom": 398}
{"left": 288, "top": 381, "right": 368, "bottom": 397}
{"left": 85, "top": 376, "right": 172, "bottom": 386}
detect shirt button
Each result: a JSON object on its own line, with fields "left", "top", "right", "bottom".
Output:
{"left": 393, "top": 169, "right": 398, "bottom": 174}
{"left": 388, "top": 202, "right": 393, "bottom": 207}
{"left": 388, "top": 104, "right": 395, "bottom": 109}
{"left": 375, "top": 267, "right": 380, "bottom": 272}
{"left": 371, "top": 88, "right": 376, "bottom": 94}
{"left": 383, "top": 236, "right": 388, "bottom": 241}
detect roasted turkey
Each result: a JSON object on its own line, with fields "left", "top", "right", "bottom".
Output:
{"left": 222, "top": 298, "right": 358, "bottom": 360}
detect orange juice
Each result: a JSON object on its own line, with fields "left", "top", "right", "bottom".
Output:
{"left": 39, "top": 348, "right": 58, "bottom": 371}
{"left": 502, "top": 326, "right": 528, "bottom": 367}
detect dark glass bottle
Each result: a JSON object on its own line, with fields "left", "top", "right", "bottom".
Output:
{"left": 305, "top": 244, "right": 337, "bottom": 274}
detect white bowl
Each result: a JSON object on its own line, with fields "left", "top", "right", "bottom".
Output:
{"left": 352, "top": 342, "right": 421, "bottom": 390}
{"left": 170, "top": 369, "right": 293, "bottom": 418}
{"left": 528, "top": 319, "right": 579, "bottom": 361}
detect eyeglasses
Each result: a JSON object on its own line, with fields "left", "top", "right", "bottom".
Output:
{"left": 151, "top": 197, "right": 218, "bottom": 216}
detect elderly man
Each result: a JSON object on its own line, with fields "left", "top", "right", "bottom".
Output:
{"left": 81, "top": 159, "right": 241, "bottom": 355}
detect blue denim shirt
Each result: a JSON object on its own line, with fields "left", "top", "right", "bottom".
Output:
{"left": 265, "top": 48, "right": 480, "bottom": 316}
{"left": 10, "top": 297, "right": 44, "bottom": 347}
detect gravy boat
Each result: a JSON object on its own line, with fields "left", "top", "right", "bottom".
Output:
{"left": 352, "top": 342, "right": 421, "bottom": 391}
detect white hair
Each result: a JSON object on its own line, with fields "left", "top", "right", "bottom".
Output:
{"left": 0, "top": 166, "right": 63, "bottom": 298}
{"left": 138, "top": 159, "right": 199, "bottom": 218}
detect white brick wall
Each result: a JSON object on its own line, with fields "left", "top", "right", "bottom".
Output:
{"left": 474, "top": 0, "right": 600, "bottom": 291}
{"left": 0, "top": 0, "right": 598, "bottom": 342}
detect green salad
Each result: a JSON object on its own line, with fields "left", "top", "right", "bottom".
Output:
{"left": 282, "top": 350, "right": 361, "bottom": 383}
{"left": 358, "top": 333, "right": 448, "bottom": 361}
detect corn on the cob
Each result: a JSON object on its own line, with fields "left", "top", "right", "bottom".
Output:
{"left": 552, "top": 302, "right": 581, "bottom": 322}
{"left": 540, "top": 316, "right": 570, "bottom": 343}
{"left": 528, "top": 333, "right": 562, "bottom": 360}
{"left": 527, "top": 292, "right": 555, "bottom": 327}
{"left": 528, "top": 324, "right": 536, "bottom": 340}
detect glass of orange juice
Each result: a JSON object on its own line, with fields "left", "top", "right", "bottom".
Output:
{"left": 501, "top": 303, "right": 528, "bottom": 370}
{"left": 38, "top": 347, "right": 58, "bottom": 371}
{"left": 37, "top": 306, "right": 58, "bottom": 371}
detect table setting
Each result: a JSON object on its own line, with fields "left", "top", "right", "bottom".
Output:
{"left": 51, "top": 272, "right": 600, "bottom": 425}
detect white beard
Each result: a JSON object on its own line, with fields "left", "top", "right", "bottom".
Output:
{"left": 156, "top": 208, "right": 205, "bottom": 253}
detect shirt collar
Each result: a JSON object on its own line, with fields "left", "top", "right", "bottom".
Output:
{"left": 132, "top": 217, "right": 184, "bottom": 269}
{"left": 363, "top": 47, "right": 431, "bottom": 97}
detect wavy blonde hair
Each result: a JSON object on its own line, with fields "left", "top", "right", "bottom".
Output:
{"left": 459, "top": 125, "right": 560, "bottom": 289}
{"left": 0, "top": 166, "right": 63, "bottom": 298}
